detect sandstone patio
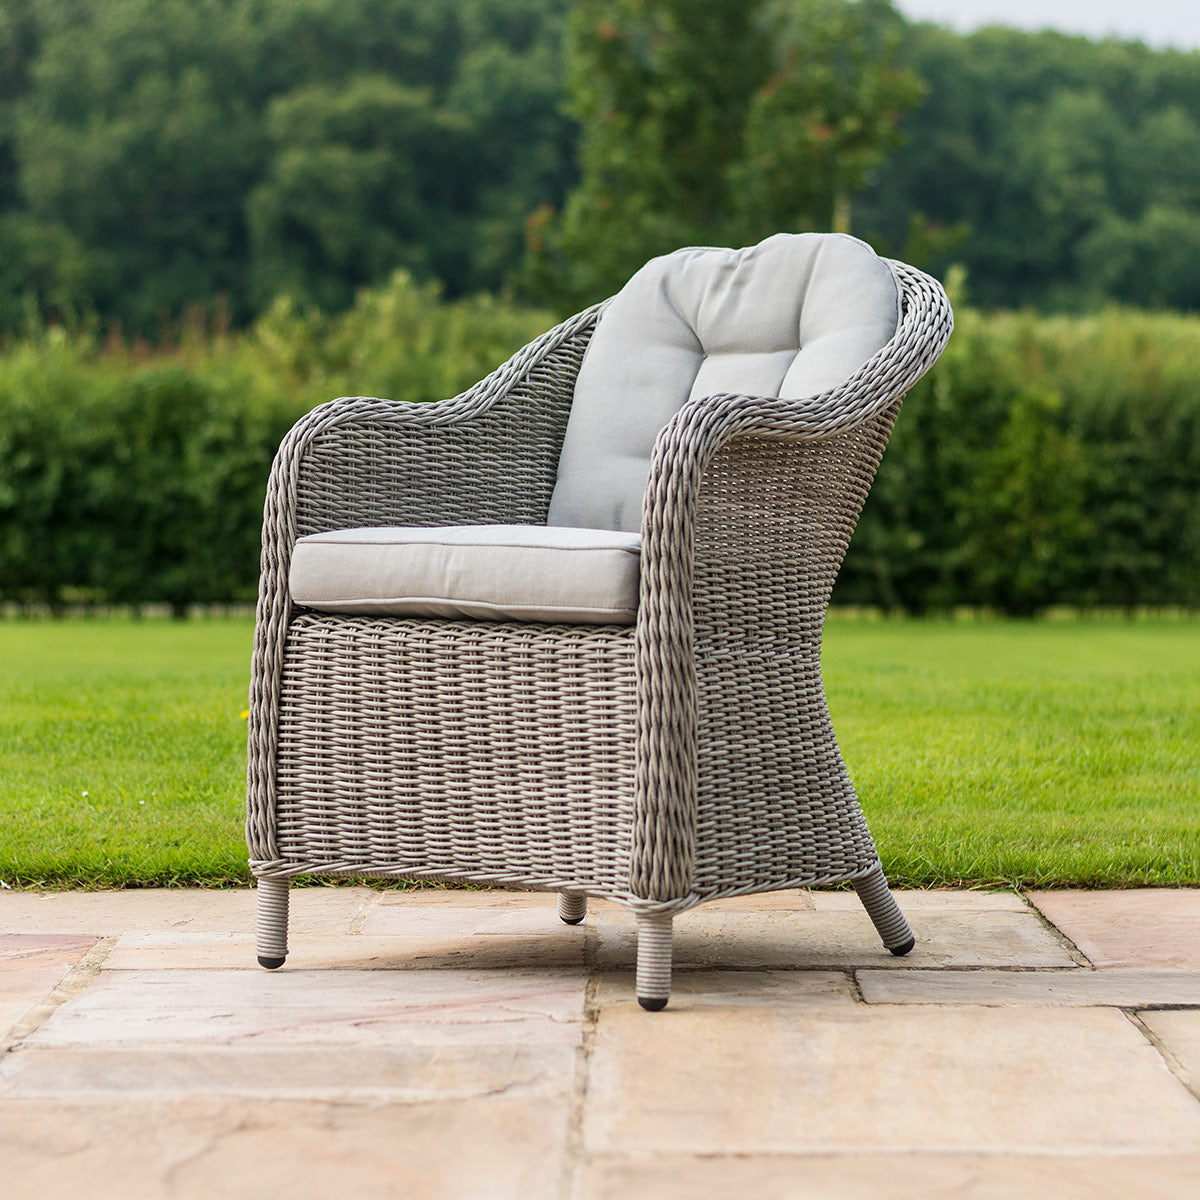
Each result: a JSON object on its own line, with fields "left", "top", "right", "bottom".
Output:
{"left": 3, "top": 887, "right": 1199, "bottom": 1198}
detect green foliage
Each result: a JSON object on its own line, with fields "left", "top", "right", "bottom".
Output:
{"left": 0, "top": 284, "right": 1196, "bottom": 616}
{"left": 0, "top": 272, "right": 554, "bottom": 610}
{"left": 859, "top": 26, "right": 1200, "bottom": 310}
{"left": 840, "top": 306, "right": 1200, "bottom": 614}
{"left": 6, "top": 4, "right": 1200, "bottom": 323}
{"left": 527, "top": 0, "right": 922, "bottom": 307}
{"left": 247, "top": 74, "right": 474, "bottom": 313}
{"left": 731, "top": 0, "right": 923, "bottom": 236}
{"left": 0, "top": 0, "right": 573, "bottom": 333}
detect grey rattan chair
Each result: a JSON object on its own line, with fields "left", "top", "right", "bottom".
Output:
{"left": 246, "top": 233, "right": 953, "bottom": 1009}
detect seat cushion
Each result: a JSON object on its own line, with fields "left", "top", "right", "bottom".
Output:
{"left": 290, "top": 524, "right": 641, "bottom": 624}
{"left": 547, "top": 232, "right": 900, "bottom": 532}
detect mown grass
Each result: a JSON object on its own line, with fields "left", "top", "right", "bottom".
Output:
{"left": 1, "top": 617, "right": 254, "bottom": 887}
{"left": 825, "top": 615, "right": 1200, "bottom": 889}
{"left": 1, "top": 615, "right": 1196, "bottom": 889}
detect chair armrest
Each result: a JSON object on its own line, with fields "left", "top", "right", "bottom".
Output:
{"left": 268, "top": 302, "right": 604, "bottom": 539}
{"left": 628, "top": 262, "right": 952, "bottom": 899}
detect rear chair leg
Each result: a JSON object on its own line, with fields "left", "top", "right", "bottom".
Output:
{"left": 256, "top": 876, "right": 289, "bottom": 969}
{"left": 636, "top": 913, "right": 673, "bottom": 1011}
{"left": 853, "top": 864, "right": 915, "bottom": 956}
{"left": 558, "top": 891, "right": 588, "bottom": 925}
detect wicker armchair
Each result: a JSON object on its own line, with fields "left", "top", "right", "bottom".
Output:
{"left": 246, "top": 234, "right": 953, "bottom": 1009}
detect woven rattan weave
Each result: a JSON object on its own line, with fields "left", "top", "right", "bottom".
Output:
{"left": 246, "top": 257, "right": 953, "bottom": 1008}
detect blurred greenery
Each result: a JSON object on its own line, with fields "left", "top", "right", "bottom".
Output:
{"left": 524, "top": 0, "right": 923, "bottom": 307}
{"left": 0, "top": 271, "right": 554, "bottom": 611}
{"left": 838, "top": 302, "right": 1200, "bottom": 614}
{"left": 2, "top": 2, "right": 1200, "bottom": 327}
{"left": 0, "top": 0, "right": 574, "bottom": 331}
{"left": 0, "top": 2, "right": 1196, "bottom": 613}
{"left": 0, "top": 276, "right": 1196, "bottom": 614}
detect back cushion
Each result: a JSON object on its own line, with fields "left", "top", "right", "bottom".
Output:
{"left": 546, "top": 232, "right": 900, "bottom": 532}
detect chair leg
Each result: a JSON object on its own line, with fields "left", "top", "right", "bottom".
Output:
{"left": 853, "top": 864, "right": 915, "bottom": 955}
{"left": 256, "top": 876, "right": 289, "bottom": 969}
{"left": 635, "top": 913, "right": 673, "bottom": 1011}
{"left": 558, "top": 891, "right": 588, "bottom": 925}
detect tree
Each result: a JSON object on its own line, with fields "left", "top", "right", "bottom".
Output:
{"left": 731, "top": 0, "right": 924, "bottom": 237}
{"left": 857, "top": 25, "right": 1200, "bottom": 310}
{"left": 247, "top": 75, "right": 473, "bottom": 313}
{"left": 1, "top": 0, "right": 575, "bottom": 334}
{"left": 524, "top": 0, "right": 922, "bottom": 308}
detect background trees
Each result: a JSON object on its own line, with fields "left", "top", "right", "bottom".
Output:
{"left": 0, "top": 0, "right": 574, "bottom": 332}
{"left": 526, "top": 0, "right": 922, "bottom": 307}
{"left": 856, "top": 26, "right": 1200, "bottom": 309}
{"left": 1, "top": 1, "right": 1200, "bottom": 331}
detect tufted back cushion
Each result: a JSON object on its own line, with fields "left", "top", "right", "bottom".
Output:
{"left": 546, "top": 232, "right": 900, "bottom": 532}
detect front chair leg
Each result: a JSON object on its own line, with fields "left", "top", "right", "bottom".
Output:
{"left": 558, "top": 891, "right": 588, "bottom": 925}
{"left": 256, "top": 876, "right": 290, "bottom": 969}
{"left": 635, "top": 913, "right": 673, "bottom": 1011}
{"left": 853, "top": 864, "right": 915, "bottom": 956}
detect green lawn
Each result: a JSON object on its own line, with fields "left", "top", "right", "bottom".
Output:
{"left": 1, "top": 615, "right": 1196, "bottom": 889}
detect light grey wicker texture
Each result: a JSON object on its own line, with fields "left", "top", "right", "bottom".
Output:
{"left": 246, "top": 253, "right": 953, "bottom": 1008}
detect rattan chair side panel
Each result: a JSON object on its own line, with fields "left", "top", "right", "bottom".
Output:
{"left": 293, "top": 322, "right": 595, "bottom": 535}
{"left": 247, "top": 308, "right": 601, "bottom": 866}
{"left": 687, "top": 409, "right": 898, "bottom": 893}
{"left": 261, "top": 615, "right": 636, "bottom": 894}
{"left": 630, "top": 264, "right": 952, "bottom": 902}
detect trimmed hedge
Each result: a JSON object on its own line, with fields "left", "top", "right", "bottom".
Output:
{"left": 840, "top": 304, "right": 1200, "bottom": 613}
{"left": 1, "top": 276, "right": 1197, "bottom": 614}
{"left": 0, "top": 274, "right": 554, "bottom": 612}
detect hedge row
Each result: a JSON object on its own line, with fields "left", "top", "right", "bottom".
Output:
{"left": 840, "top": 301, "right": 1200, "bottom": 613}
{"left": 1, "top": 274, "right": 1197, "bottom": 615}
{"left": 0, "top": 273, "right": 554, "bottom": 613}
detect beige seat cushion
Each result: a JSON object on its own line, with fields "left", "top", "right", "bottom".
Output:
{"left": 547, "top": 232, "right": 900, "bottom": 532}
{"left": 290, "top": 525, "right": 641, "bottom": 624}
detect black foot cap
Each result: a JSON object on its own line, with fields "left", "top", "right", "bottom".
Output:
{"left": 888, "top": 936, "right": 916, "bottom": 957}
{"left": 560, "top": 915, "right": 584, "bottom": 926}
{"left": 257, "top": 955, "right": 286, "bottom": 970}
{"left": 638, "top": 996, "right": 668, "bottom": 1012}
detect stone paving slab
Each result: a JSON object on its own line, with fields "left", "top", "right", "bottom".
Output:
{"left": 0, "top": 1096, "right": 569, "bottom": 1200}
{"left": 26, "top": 966, "right": 587, "bottom": 1047}
{"left": 1028, "top": 890, "right": 1200, "bottom": 969}
{"left": 584, "top": 979, "right": 1200, "bottom": 1155}
{"left": 0, "top": 1041, "right": 574, "bottom": 1102}
{"left": 102, "top": 929, "right": 592, "bottom": 971}
{"left": 4, "top": 886, "right": 1200, "bottom": 1196}
{"left": 0, "top": 1005, "right": 33, "bottom": 1041}
{"left": 0, "top": 886, "right": 377, "bottom": 935}
{"left": 1142, "top": 1011, "right": 1200, "bottom": 1098}
{"left": 572, "top": 1153, "right": 1200, "bottom": 1200}
{"left": 859, "top": 968, "right": 1200, "bottom": 1008}
{"left": 596, "top": 906, "right": 1076, "bottom": 969}
{"left": 811, "top": 888, "right": 1028, "bottom": 912}
{"left": 0, "top": 934, "right": 97, "bottom": 1004}
{"left": 0, "top": 934, "right": 99, "bottom": 1040}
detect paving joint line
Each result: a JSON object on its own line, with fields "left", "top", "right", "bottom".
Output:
{"left": 559, "top": 922, "right": 601, "bottom": 1200}
{"left": 2, "top": 935, "right": 118, "bottom": 1053}
{"left": 1123, "top": 1009, "right": 1200, "bottom": 1106}
{"left": 1017, "top": 889, "right": 1093, "bottom": 968}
